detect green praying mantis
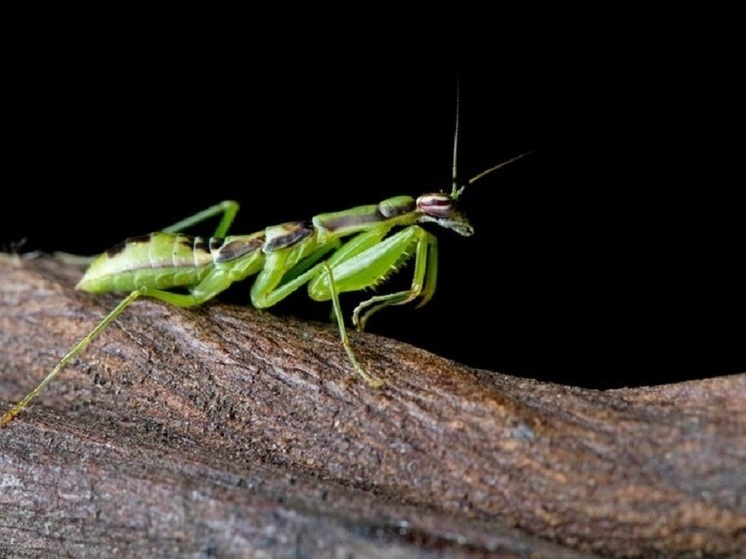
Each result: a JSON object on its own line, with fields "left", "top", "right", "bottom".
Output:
{"left": 1, "top": 93, "right": 533, "bottom": 427}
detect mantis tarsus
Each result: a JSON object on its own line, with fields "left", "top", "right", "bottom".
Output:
{"left": 1, "top": 95, "right": 532, "bottom": 427}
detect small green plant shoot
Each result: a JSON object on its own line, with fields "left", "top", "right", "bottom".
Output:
{"left": 1, "top": 93, "right": 532, "bottom": 427}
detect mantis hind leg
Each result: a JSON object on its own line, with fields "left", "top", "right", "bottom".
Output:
{"left": 139, "top": 269, "right": 240, "bottom": 308}
{"left": 0, "top": 290, "right": 142, "bottom": 426}
{"left": 54, "top": 201, "right": 241, "bottom": 266}
{"left": 162, "top": 200, "right": 239, "bottom": 237}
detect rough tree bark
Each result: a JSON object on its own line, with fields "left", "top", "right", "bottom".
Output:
{"left": 0, "top": 253, "right": 744, "bottom": 558}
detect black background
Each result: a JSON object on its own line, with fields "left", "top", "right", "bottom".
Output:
{"left": 3, "top": 19, "right": 743, "bottom": 389}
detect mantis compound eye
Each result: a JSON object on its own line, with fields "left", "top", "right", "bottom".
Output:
{"left": 416, "top": 193, "right": 456, "bottom": 218}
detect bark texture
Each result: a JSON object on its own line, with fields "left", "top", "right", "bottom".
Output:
{"left": 1, "top": 253, "right": 744, "bottom": 558}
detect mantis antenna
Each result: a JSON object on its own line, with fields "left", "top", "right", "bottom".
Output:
{"left": 452, "top": 77, "right": 462, "bottom": 195}
{"left": 449, "top": 77, "right": 536, "bottom": 200}
{"left": 467, "top": 150, "right": 537, "bottom": 187}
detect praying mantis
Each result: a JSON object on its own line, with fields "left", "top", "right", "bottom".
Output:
{"left": 1, "top": 91, "right": 532, "bottom": 427}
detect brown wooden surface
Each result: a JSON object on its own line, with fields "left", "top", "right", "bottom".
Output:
{"left": 1, "top": 253, "right": 744, "bottom": 558}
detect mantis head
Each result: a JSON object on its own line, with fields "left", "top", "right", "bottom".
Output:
{"left": 416, "top": 193, "right": 474, "bottom": 236}
{"left": 416, "top": 150, "right": 535, "bottom": 237}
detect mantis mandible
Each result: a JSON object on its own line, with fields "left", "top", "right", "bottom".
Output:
{"left": 1, "top": 92, "right": 532, "bottom": 427}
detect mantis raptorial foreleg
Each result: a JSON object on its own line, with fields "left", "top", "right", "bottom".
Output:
{"left": 351, "top": 227, "right": 438, "bottom": 330}
{"left": 246, "top": 225, "right": 438, "bottom": 387}
{"left": 304, "top": 225, "right": 438, "bottom": 330}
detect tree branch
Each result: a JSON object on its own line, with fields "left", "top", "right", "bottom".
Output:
{"left": 1, "top": 253, "right": 744, "bottom": 558}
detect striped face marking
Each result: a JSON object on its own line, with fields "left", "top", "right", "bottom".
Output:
{"left": 417, "top": 193, "right": 456, "bottom": 218}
